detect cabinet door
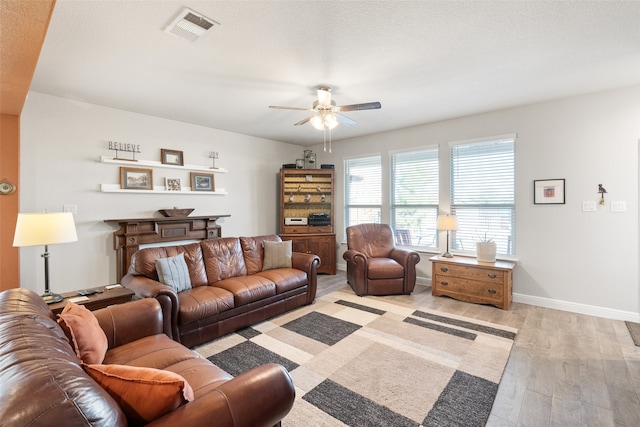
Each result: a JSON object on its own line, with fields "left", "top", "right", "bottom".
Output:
{"left": 309, "top": 235, "right": 336, "bottom": 275}
{"left": 289, "top": 237, "right": 309, "bottom": 254}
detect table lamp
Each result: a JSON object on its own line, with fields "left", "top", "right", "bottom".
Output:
{"left": 437, "top": 214, "right": 458, "bottom": 258}
{"left": 13, "top": 212, "right": 78, "bottom": 303}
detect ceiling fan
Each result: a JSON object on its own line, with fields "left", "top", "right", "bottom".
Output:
{"left": 269, "top": 86, "right": 381, "bottom": 152}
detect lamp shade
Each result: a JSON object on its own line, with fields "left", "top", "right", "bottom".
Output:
{"left": 437, "top": 215, "right": 458, "bottom": 231}
{"left": 13, "top": 212, "right": 78, "bottom": 247}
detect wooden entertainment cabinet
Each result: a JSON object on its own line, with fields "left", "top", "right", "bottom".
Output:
{"left": 279, "top": 168, "right": 336, "bottom": 274}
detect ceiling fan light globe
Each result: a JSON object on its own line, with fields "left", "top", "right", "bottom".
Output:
{"left": 325, "top": 114, "right": 338, "bottom": 129}
{"left": 310, "top": 115, "right": 325, "bottom": 130}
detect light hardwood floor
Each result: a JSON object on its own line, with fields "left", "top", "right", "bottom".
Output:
{"left": 316, "top": 273, "right": 640, "bottom": 427}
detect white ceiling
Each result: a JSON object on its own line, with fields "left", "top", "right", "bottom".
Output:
{"left": 30, "top": 0, "right": 640, "bottom": 146}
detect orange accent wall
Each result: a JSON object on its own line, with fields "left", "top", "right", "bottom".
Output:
{"left": 0, "top": 0, "right": 56, "bottom": 290}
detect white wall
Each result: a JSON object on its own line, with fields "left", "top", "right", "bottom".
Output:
{"left": 19, "top": 92, "right": 304, "bottom": 294}
{"left": 312, "top": 86, "right": 640, "bottom": 320}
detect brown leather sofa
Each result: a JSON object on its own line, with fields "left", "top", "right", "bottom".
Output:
{"left": 0, "top": 288, "right": 295, "bottom": 427}
{"left": 122, "top": 234, "right": 320, "bottom": 348}
{"left": 343, "top": 223, "right": 421, "bottom": 296}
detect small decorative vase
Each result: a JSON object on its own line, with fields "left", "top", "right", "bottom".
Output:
{"left": 476, "top": 242, "right": 497, "bottom": 263}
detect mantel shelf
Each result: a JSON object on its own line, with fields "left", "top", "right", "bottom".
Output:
{"left": 100, "top": 184, "right": 227, "bottom": 195}
{"left": 100, "top": 156, "right": 228, "bottom": 173}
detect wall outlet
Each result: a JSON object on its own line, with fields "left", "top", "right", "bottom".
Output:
{"left": 63, "top": 204, "right": 77, "bottom": 214}
{"left": 582, "top": 201, "right": 597, "bottom": 212}
{"left": 611, "top": 201, "right": 626, "bottom": 212}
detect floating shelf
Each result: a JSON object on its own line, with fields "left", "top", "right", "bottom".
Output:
{"left": 100, "top": 156, "right": 228, "bottom": 173}
{"left": 100, "top": 184, "right": 227, "bottom": 195}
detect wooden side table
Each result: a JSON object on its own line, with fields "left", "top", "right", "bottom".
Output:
{"left": 49, "top": 285, "right": 135, "bottom": 315}
{"left": 430, "top": 255, "right": 516, "bottom": 310}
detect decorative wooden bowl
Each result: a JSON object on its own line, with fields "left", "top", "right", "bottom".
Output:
{"left": 158, "top": 208, "right": 194, "bottom": 217}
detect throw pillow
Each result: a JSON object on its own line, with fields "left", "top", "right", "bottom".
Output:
{"left": 83, "top": 363, "right": 194, "bottom": 426}
{"left": 58, "top": 301, "right": 108, "bottom": 364}
{"left": 262, "top": 240, "right": 292, "bottom": 270}
{"left": 156, "top": 252, "right": 192, "bottom": 293}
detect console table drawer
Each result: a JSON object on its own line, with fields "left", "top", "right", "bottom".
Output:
{"left": 434, "top": 264, "right": 505, "bottom": 284}
{"left": 433, "top": 275, "right": 504, "bottom": 302}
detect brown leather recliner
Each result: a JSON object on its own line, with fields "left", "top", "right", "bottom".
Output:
{"left": 343, "top": 223, "right": 420, "bottom": 296}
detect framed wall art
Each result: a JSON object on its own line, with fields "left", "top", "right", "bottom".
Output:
{"left": 534, "top": 179, "right": 565, "bottom": 204}
{"left": 120, "top": 167, "right": 153, "bottom": 190}
{"left": 165, "top": 177, "right": 182, "bottom": 191}
{"left": 161, "top": 149, "right": 184, "bottom": 166}
{"left": 190, "top": 172, "right": 215, "bottom": 192}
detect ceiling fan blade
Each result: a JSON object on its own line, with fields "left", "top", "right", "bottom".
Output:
{"left": 336, "top": 101, "right": 382, "bottom": 112}
{"left": 336, "top": 113, "right": 356, "bottom": 126}
{"left": 294, "top": 116, "right": 313, "bottom": 126}
{"left": 269, "top": 105, "right": 312, "bottom": 111}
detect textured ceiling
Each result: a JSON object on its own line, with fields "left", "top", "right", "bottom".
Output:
{"left": 29, "top": 0, "right": 640, "bottom": 146}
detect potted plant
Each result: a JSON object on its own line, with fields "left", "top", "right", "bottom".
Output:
{"left": 476, "top": 233, "right": 497, "bottom": 263}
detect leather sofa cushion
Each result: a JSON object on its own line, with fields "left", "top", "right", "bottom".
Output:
{"left": 367, "top": 258, "right": 405, "bottom": 279}
{"left": 102, "top": 333, "right": 234, "bottom": 399}
{"left": 255, "top": 268, "right": 308, "bottom": 294}
{"left": 177, "top": 286, "right": 235, "bottom": 326}
{"left": 201, "top": 237, "right": 248, "bottom": 283}
{"left": 58, "top": 301, "right": 108, "bottom": 364}
{"left": 347, "top": 223, "right": 395, "bottom": 258}
{"left": 214, "top": 275, "right": 277, "bottom": 306}
{"left": 129, "top": 243, "right": 208, "bottom": 287}
{"left": 240, "top": 235, "right": 281, "bottom": 275}
{"left": 84, "top": 363, "right": 194, "bottom": 426}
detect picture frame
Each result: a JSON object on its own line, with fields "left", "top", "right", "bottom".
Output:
{"left": 190, "top": 172, "right": 215, "bottom": 192}
{"left": 161, "top": 149, "right": 184, "bottom": 166}
{"left": 165, "top": 177, "right": 182, "bottom": 191}
{"left": 120, "top": 167, "right": 153, "bottom": 190}
{"left": 534, "top": 179, "right": 565, "bottom": 204}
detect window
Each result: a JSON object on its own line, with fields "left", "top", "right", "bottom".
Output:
{"left": 450, "top": 136, "right": 515, "bottom": 255}
{"left": 344, "top": 156, "right": 381, "bottom": 229}
{"left": 391, "top": 148, "right": 439, "bottom": 247}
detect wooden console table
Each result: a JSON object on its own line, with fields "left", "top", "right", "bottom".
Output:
{"left": 105, "top": 215, "right": 230, "bottom": 281}
{"left": 49, "top": 285, "right": 135, "bottom": 316}
{"left": 430, "top": 255, "right": 516, "bottom": 310}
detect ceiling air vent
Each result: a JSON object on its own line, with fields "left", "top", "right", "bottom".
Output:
{"left": 165, "top": 8, "right": 219, "bottom": 42}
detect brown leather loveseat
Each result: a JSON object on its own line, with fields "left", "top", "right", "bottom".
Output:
{"left": 0, "top": 288, "right": 295, "bottom": 427}
{"left": 122, "top": 234, "right": 320, "bottom": 348}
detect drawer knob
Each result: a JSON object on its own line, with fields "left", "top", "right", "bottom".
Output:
{"left": 440, "top": 281, "right": 449, "bottom": 286}
{"left": 488, "top": 289, "right": 497, "bottom": 294}
{"left": 487, "top": 273, "right": 497, "bottom": 278}
{"left": 440, "top": 267, "right": 448, "bottom": 272}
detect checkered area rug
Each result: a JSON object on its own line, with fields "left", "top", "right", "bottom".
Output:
{"left": 194, "top": 290, "right": 517, "bottom": 427}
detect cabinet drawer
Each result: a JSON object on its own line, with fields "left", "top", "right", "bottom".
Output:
{"left": 309, "top": 225, "right": 333, "bottom": 233}
{"left": 433, "top": 275, "right": 504, "bottom": 302}
{"left": 434, "top": 263, "right": 505, "bottom": 284}
{"left": 282, "top": 225, "right": 309, "bottom": 234}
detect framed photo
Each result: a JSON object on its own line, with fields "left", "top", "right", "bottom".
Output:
{"left": 161, "top": 149, "right": 184, "bottom": 166}
{"left": 190, "top": 172, "right": 215, "bottom": 192}
{"left": 120, "top": 167, "right": 153, "bottom": 190}
{"left": 534, "top": 179, "right": 565, "bottom": 204}
{"left": 165, "top": 177, "right": 182, "bottom": 191}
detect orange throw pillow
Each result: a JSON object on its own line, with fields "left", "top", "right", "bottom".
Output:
{"left": 83, "top": 364, "right": 194, "bottom": 426}
{"left": 57, "top": 301, "right": 108, "bottom": 364}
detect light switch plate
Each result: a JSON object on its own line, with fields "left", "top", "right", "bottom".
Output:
{"left": 611, "top": 201, "right": 626, "bottom": 212}
{"left": 582, "top": 201, "right": 597, "bottom": 212}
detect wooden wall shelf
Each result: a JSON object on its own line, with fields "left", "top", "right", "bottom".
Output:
{"left": 100, "top": 156, "right": 228, "bottom": 173}
{"left": 100, "top": 184, "right": 227, "bottom": 195}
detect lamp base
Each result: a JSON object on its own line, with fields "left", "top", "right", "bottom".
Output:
{"left": 441, "top": 251, "right": 454, "bottom": 258}
{"left": 42, "top": 292, "right": 64, "bottom": 304}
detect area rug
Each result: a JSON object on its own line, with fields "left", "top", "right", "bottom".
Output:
{"left": 194, "top": 290, "right": 518, "bottom": 426}
{"left": 625, "top": 321, "right": 640, "bottom": 346}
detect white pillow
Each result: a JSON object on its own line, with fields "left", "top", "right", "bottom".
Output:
{"left": 156, "top": 253, "right": 192, "bottom": 292}
{"left": 262, "top": 240, "right": 292, "bottom": 270}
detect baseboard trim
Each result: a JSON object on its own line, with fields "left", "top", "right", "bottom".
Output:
{"left": 513, "top": 293, "right": 640, "bottom": 323}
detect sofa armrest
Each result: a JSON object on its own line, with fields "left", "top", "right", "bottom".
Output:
{"left": 93, "top": 298, "right": 165, "bottom": 349}
{"left": 146, "top": 363, "right": 295, "bottom": 427}
{"left": 389, "top": 247, "right": 419, "bottom": 267}
{"left": 121, "top": 274, "right": 179, "bottom": 341}
{"left": 291, "top": 252, "right": 320, "bottom": 304}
